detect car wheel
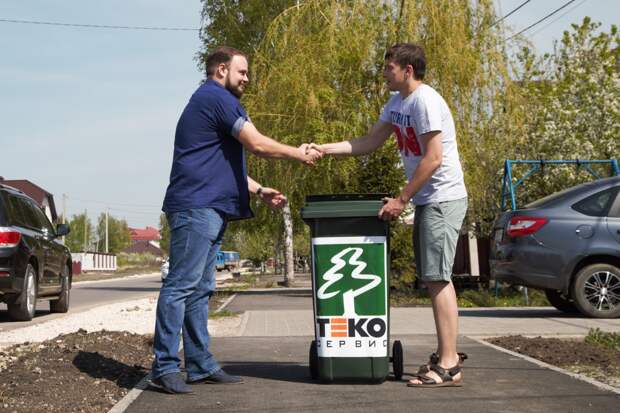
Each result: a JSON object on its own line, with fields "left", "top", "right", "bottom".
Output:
{"left": 7, "top": 264, "right": 38, "bottom": 321}
{"left": 544, "top": 289, "right": 579, "bottom": 314}
{"left": 572, "top": 263, "right": 620, "bottom": 318}
{"left": 50, "top": 265, "right": 70, "bottom": 313}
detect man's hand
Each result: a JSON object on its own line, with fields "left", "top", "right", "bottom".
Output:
{"left": 298, "top": 143, "right": 323, "bottom": 166}
{"left": 378, "top": 196, "right": 407, "bottom": 221}
{"left": 258, "top": 187, "right": 288, "bottom": 210}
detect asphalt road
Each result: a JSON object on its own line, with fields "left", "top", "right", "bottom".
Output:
{"left": 0, "top": 270, "right": 227, "bottom": 332}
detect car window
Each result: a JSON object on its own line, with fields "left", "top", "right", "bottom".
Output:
{"left": 0, "top": 192, "right": 7, "bottom": 225}
{"left": 16, "top": 197, "right": 43, "bottom": 230}
{"left": 571, "top": 187, "right": 618, "bottom": 217}
{"left": 607, "top": 187, "right": 620, "bottom": 218}
{"left": 526, "top": 186, "right": 578, "bottom": 208}
{"left": 4, "top": 193, "right": 29, "bottom": 228}
{"left": 25, "top": 200, "right": 55, "bottom": 234}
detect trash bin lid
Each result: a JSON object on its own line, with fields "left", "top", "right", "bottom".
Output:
{"left": 301, "top": 193, "right": 388, "bottom": 219}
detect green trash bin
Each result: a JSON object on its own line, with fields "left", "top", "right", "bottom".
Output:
{"left": 301, "top": 194, "right": 403, "bottom": 383}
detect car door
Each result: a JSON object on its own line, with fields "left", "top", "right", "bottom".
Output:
{"left": 6, "top": 195, "right": 47, "bottom": 288}
{"left": 606, "top": 186, "right": 620, "bottom": 245}
{"left": 25, "top": 199, "right": 63, "bottom": 291}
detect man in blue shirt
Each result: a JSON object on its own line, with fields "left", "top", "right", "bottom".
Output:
{"left": 151, "top": 46, "right": 321, "bottom": 394}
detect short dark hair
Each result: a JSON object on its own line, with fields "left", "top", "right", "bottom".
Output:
{"left": 385, "top": 43, "right": 426, "bottom": 80}
{"left": 205, "top": 46, "right": 247, "bottom": 77}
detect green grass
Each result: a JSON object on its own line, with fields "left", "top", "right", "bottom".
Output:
{"left": 209, "top": 309, "right": 237, "bottom": 319}
{"left": 585, "top": 328, "right": 620, "bottom": 350}
{"left": 391, "top": 287, "right": 551, "bottom": 308}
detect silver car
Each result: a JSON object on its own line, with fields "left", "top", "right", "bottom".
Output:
{"left": 490, "top": 176, "right": 620, "bottom": 318}
{"left": 160, "top": 258, "right": 169, "bottom": 282}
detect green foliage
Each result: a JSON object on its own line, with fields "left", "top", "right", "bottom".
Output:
{"left": 389, "top": 223, "right": 415, "bottom": 290}
{"left": 159, "top": 213, "right": 170, "bottom": 255}
{"left": 199, "top": 0, "right": 296, "bottom": 68}
{"left": 512, "top": 17, "right": 620, "bottom": 206}
{"left": 238, "top": 0, "right": 517, "bottom": 277}
{"left": 585, "top": 328, "right": 620, "bottom": 351}
{"left": 95, "top": 213, "right": 131, "bottom": 254}
{"left": 457, "top": 287, "right": 549, "bottom": 307}
{"left": 64, "top": 213, "right": 94, "bottom": 253}
{"left": 198, "top": 2, "right": 619, "bottom": 292}
{"left": 230, "top": 229, "right": 274, "bottom": 267}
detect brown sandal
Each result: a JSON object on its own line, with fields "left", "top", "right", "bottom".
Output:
{"left": 415, "top": 352, "right": 467, "bottom": 375}
{"left": 408, "top": 363, "right": 463, "bottom": 388}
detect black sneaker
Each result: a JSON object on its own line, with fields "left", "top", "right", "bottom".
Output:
{"left": 190, "top": 369, "right": 244, "bottom": 384}
{"left": 150, "top": 372, "right": 194, "bottom": 394}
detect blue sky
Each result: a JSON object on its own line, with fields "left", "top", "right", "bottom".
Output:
{"left": 1, "top": 0, "right": 618, "bottom": 229}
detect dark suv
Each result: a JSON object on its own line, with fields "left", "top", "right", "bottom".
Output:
{"left": 0, "top": 184, "right": 72, "bottom": 321}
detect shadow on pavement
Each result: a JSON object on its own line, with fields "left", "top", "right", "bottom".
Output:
{"left": 220, "top": 361, "right": 315, "bottom": 384}
{"left": 0, "top": 309, "right": 50, "bottom": 324}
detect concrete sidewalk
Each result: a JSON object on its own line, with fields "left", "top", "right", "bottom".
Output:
{"left": 120, "top": 292, "right": 620, "bottom": 413}
{"left": 230, "top": 292, "right": 620, "bottom": 338}
{"left": 125, "top": 334, "right": 619, "bottom": 413}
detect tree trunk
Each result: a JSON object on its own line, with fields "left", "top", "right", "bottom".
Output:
{"left": 282, "top": 204, "right": 295, "bottom": 286}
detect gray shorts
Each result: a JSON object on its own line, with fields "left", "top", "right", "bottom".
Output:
{"left": 413, "top": 197, "right": 467, "bottom": 283}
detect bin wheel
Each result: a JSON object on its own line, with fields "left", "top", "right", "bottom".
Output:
{"left": 309, "top": 340, "right": 318, "bottom": 380}
{"left": 392, "top": 340, "right": 404, "bottom": 381}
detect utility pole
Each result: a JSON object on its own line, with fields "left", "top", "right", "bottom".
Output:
{"left": 105, "top": 208, "right": 109, "bottom": 253}
{"left": 83, "top": 208, "right": 88, "bottom": 252}
{"left": 62, "top": 194, "right": 67, "bottom": 243}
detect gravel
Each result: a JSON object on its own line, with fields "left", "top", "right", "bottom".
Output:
{"left": 0, "top": 296, "right": 243, "bottom": 350}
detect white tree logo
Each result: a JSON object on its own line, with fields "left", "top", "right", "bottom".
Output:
{"left": 316, "top": 247, "right": 381, "bottom": 317}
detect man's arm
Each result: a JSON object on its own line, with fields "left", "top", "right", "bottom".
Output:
{"left": 238, "top": 122, "right": 321, "bottom": 165}
{"left": 378, "top": 130, "right": 443, "bottom": 220}
{"left": 248, "top": 176, "right": 287, "bottom": 210}
{"left": 315, "top": 121, "right": 393, "bottom": 156}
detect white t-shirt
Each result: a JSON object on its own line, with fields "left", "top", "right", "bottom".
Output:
{"left": 379, "top": 84, "right": 467, "bottom": 205}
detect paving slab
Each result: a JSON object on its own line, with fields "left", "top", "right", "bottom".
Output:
{"left": 228, "top": 293, "right": 620, "bottom": 337}
{"left": 125, "top": 334, "right": 619, "bottom": 413}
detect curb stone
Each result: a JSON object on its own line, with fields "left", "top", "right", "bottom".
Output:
{"left": 470, "top": 336, "right": 620, "bottom": 395}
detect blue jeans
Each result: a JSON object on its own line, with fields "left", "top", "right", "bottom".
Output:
{"left": 152, "top": 208, "right": 226, "bottom": 381}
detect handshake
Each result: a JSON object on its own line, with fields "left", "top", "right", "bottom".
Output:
{"left": 298, "top": 143, "right": 324, "bottom": 166}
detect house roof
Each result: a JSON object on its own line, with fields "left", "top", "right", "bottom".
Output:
{"left": 129, "top": 226, "right": 161, "bottom": 241}
{"left": 122, "top": 240, "right": 164, "bottom": 256}
{"left": 0, "top": 177, "right": 58, "bottom": 221}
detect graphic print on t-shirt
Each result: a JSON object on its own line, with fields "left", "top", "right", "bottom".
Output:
{"left": 391, "top": 124, "right": 421, "bottom": 157}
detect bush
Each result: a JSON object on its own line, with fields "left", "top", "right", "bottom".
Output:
{"left": 117, "top": 253, "right": 161, "bottom": 267}
{"left": 585, "top": 328, "right": 620, "bottom": 351}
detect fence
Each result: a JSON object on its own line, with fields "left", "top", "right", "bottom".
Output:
{"left": 71, "top": 252, "right": 117, "bottom": 272}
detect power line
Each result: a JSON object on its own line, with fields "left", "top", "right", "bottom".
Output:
{"left": 528, "top": 0, "right": 588, "bottom": 38}
{"left": 0, "top": 18, "right": 198, "bottom": 31}
{"left": 490, "top": 0, "right": 532, "bottom": 28}
{"left": 507, "top": 0, "right": 579, "bottom": 40}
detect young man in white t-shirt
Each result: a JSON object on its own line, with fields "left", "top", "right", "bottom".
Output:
{"left": 311, "top": 43, "right": 468, "bottom": 387}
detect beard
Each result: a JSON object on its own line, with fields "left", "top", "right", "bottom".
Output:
{"left": 225, "top": 76, "right": 244, "bottom": 98}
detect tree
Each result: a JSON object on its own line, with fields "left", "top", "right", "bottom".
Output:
{"left": 233, "top": 229, "right": 274, "bottom": 271}
{"left": 159, "top": 213, "right": 170, "bottom": 255}
{"left": 200, "top": 0, "right": 301, "bottom": 282}
{"left": 513, "top": 18, "right": 620, "bottom": 204}
{"left": 64, "top": 213, "right": 94, "bottom": 253}
{"left": 199, "top": 0, "right": 528, "bottom": 286}
{"left": 240, "top": 0, "right": 520, "bottom": 276}
{"left": 95, "top": 213, "right": 131, "bottom": 254}
{"left": 199, "top": 0, "right": 296, "bottom": 65}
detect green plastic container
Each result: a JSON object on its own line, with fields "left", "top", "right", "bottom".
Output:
{"left": 302, "top": 194, "right": 403, "bottom": 383}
